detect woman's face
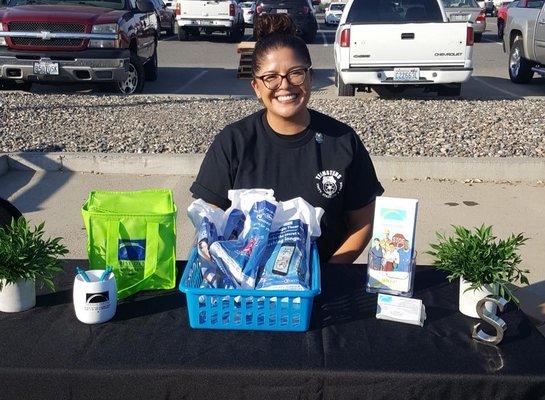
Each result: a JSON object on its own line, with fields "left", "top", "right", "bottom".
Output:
{"left": 251, "top": 46, "right": 311, "bottom": 121}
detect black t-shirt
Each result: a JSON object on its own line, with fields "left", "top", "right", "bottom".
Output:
{"left": 190, "top": 108, "right": 385, "bottom": 262}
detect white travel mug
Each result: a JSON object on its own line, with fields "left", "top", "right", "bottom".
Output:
{"left": 73, "top": 270, "right": 117, "bottom": 324}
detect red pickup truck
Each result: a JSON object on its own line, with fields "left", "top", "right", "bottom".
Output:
{"left": 0, "top": 0, "right": 159, "bottom": 94}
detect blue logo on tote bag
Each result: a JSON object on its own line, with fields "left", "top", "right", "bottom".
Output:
{"left": 118, "top": 240, "right": 146, "bottom": 261}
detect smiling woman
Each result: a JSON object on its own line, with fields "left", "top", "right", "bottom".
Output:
{"left": 190, "top": 14, "right": 385, "bottom": 264}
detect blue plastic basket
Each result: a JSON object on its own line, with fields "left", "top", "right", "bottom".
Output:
{"left": 179, "top": 245, "right": 321, "bottom": 331}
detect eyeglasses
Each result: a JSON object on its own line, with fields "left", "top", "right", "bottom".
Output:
{"left": 254, "top": 67, "right": 312, "bottom": 90}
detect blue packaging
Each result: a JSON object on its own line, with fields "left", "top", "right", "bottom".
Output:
{"left": 256, "top": 198, "right": 323, "bottom": 291}
{"left": 187, "top": 199, "right": 235, "bottom": 289}
{"left": 221, "top": 208, "right": 245, "bottom": 241}
{"left": 210, "top": 199, "right": 277, "bottom": 288}
{"left": 256, "top": 219, "right": 310, "bottom": 290}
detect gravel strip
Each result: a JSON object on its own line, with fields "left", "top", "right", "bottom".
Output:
{"left": 1, "top": 93, "right": 544, "bottom": 157}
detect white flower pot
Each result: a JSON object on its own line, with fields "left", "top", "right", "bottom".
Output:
{"left": 73, "top": 270, "right": 117, "bottom": 324}
{"left": 459, "top": 277, "right": 498, "bottom": 318}
{"left": 0, "top": 279, "right": 36, "bottom": 313}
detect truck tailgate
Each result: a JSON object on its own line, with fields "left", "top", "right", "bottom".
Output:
{"left": 178, "top": 0, "right": 231, "bottom": 20}
{"left": 349, "top": 22, "right": 469, "bottom": 67}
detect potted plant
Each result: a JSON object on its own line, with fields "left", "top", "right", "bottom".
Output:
{"left": 0, "top": 217, "right": 68, "bottom": 313}
{"left": 427, "top": 225, "right": 529, "bottom": 318}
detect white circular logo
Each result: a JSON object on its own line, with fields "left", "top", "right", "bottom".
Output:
{"left": 315, "top": 170, "right": 343, "bottom": 198}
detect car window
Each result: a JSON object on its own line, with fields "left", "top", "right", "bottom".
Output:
{"left": 346, "top": 0, "right": 444, "bottom": 23}
{"left": 442, "top": 0, "right": 479, "bottom": 7}
{"left": 526, "top": 0, "right": 543, "bottom": 7}
{"left": 330, "top": 3, "right": 344, "bottom": 10}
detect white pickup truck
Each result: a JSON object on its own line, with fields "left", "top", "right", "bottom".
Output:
{"left": 503, "top": 0, "right": 545, "bottom": 83}
{"left": 334, "top": 0, "right": 474, "bottom": 97}
{"left": 174, "top": 0, "right": 246, "bottom": 42}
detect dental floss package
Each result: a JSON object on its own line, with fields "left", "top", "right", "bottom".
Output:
{"left": 376, "top": 293, "right": 426, "bottom": 327}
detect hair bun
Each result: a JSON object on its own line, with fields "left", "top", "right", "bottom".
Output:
{"left": 254, "top": 14, "right": 297, "bottom": 41}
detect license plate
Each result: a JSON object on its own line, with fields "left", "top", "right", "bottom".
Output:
{"left": 33, "top": 61, "right": 59, "bottom": 76}
{"left": 192, "top": 19, "right": 210, "bottom": 25}
{"left": 450, "top": 13, "right": 469, "bottom": 21}
{"left": 276, "top": 8, "right": 288, "bottom": 13}
{"left": 393, "top": 68, "right": 420, "bottom": 81}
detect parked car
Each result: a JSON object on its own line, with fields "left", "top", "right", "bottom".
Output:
{"left": 175, "top": 0, "right": 245, "bottom": 42}
{"left": 503, "top": 0, "right": 545, "bottom": 83}
{"left": 324, "top": 2, "right": 345, "bottom": 25}
{"left": 240, "top": 1, "right": 256, "bottom": 26}
{"left": 254, "top": 0, "right": 319, "bottom": 43}
{"left": 152, "top": 0, "right": 176, "bottom": 35}
{"left": 334, "top": 0, "right": 474, "bottom": 97}
{"left": 477, "top": 0, "right": 495, "bottom": 13}
{"left": 0, "top": 0, "right": 159, "bottom": 94}
{"left": 443, "top": 0, "right": 486, "bottom": 42}
{"left": 496, "top": 0, "right": 517, "bottom": 39}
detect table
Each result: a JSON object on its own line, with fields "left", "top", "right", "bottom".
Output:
{"left": 1, "top": 261, "right": 545, "bottom": 400}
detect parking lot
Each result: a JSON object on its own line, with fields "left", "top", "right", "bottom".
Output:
{"left": 28, "top": 15, "right": 545, "bottom": 99}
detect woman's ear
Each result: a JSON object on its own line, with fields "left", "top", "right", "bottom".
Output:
{"left": 251, "top": 79, "right": 262, "bottom": 99}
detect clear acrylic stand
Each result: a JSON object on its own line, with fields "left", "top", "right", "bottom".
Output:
{"left": 365, "top": 249, "right": 417, "bottom": 298}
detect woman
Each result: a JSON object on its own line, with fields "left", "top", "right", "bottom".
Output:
{"left": 190, "top": 14, "right": 384, "bottom": 264}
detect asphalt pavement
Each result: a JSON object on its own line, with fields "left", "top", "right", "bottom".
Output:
{"left": 29, "top": 16, "right": 545, "bottom": 99}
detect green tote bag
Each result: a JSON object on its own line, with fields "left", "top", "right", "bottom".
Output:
{"left": 82, "top": 189, "right": 177, "bottom": 300}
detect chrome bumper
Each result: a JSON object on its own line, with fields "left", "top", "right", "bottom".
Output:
{"left": 0, "top": 50, "right": 129, "bottom": 82}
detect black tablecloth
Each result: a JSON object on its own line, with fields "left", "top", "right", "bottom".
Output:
{"left": 1, "top": 261, "right": 545, "bottom": 400}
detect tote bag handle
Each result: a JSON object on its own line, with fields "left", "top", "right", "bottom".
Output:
{"left": 105, "top": 219, "right": 159, "bottom": 298}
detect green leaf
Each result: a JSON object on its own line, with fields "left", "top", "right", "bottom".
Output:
{"left": 0, "top": 217, "right": 67, "bottom": 292}
{"left": 427, "top": 224, "right": 529, "bottom": 306}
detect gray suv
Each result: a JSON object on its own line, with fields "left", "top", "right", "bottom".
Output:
{"left": 254, "top": 0, "right": 319, "bottom": 43}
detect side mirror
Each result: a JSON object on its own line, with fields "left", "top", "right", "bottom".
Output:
{"left": 137, "top": 0, "right": 155, "bottom": 12}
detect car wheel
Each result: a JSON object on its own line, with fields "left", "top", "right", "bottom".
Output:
{"left": 144, "top": 46, "right": 158, "bottom": 81}
{"left": 337, "top": 73, "right": 355, "bottom": 96}
{"left": 178, "top": 27, "right": 188, "bottom": 41}
{"left": 115, "top": 51, "right": 145, "bottom": 95}
{"left": 509, "top": 36, "right": 534, "bottom": 84}
{"left": 437, "top": 83, "right": 462, "bottom": 97}
{"left": 303, "top": 30, "right": 316, "bottom": 44}
{"left": 228, "top": 24, "right": 243, "bottom": 43}
{"left": 497, "top": 19, "right": 504, "bottom": 40}
{"left": 474, "top": 32, "right": 482, "bottom": 42}
{"left": 166, "top": 18, "right": 175, "bottom": 35}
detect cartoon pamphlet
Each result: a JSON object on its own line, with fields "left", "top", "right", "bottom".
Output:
{"left": 367, "top": 196, "right": 419, "bottom": 295}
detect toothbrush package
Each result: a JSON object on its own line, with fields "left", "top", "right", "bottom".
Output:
{"left": 187, "top": 190, "right": 323, "bottom": 291}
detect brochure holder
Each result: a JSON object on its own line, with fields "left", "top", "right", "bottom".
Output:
{"left": 366, "top": 251, "right": 417, "bottom": 297}
{"left": 365, "top": 196, "right": 419, "bottom": 297}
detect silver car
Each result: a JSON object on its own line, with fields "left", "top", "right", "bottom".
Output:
{"left": 324, "top": 2, "right": 345, "bottom": 26}
{"left": 443, "top": 0, "right": 486, "bottom": 42}
{"left": 240, "top": 1, "right": 256, "bottom": 27}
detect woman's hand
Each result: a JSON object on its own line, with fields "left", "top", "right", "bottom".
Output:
{"left": 328, "top": 201, "right": 375, "bottom": 264}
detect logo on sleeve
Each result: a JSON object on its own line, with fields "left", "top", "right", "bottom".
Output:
{"left": 315, "top": 170, "right": 343, "bottom": 198}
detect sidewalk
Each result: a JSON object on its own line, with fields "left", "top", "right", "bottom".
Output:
{"left": 1, "top": 152, "right": 544, "bottom": 328}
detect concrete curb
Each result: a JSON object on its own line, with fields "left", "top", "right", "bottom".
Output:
{"left": 2, "top": 152, "right": 545, "bottom": 181}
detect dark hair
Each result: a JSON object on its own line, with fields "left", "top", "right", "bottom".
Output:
{"left": 251, "top": 14, "right": 312, "bottom": 76}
